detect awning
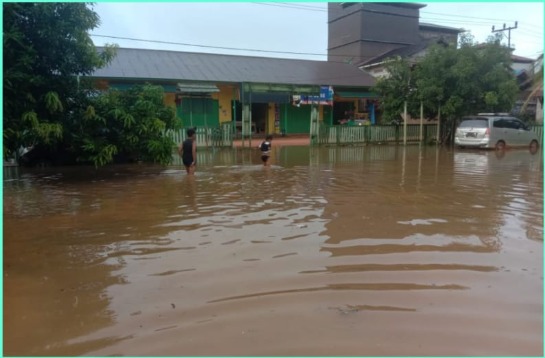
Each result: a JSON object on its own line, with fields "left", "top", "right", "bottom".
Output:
{"left": 109, "top": 83, "right": 177, "bottom": 92}
{"left": 241, "top": 91, "right": 291, "bottom": 104}
{"left": 336, "top": 91, "right": 378, "bottom": 98}
{"left": 177, "top": 83, "right": 220, "bottom": 93}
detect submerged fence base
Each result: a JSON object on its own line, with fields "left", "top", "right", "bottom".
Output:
{"left": 166, "top": 123, "right": 233, "bottom": 149}
{"left": 317, "top": 124, "right": 439, "bottom": 145}
{"left": 316, "top": 124, "right": 544, "bottom": 146}
{"left": 166, "top": 123, "right": 543, "bottom": 149}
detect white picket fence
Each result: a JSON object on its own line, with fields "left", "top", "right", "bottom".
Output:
{"left": 166, "top": 123, "right": 233, "bottom": 148}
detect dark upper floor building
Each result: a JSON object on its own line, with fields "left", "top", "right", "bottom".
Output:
{"left": 327, "top": 2, "right": 462, "bottom": 69}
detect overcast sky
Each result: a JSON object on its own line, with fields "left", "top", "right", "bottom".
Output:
{"left": 90, "top": 2, "right": 544, "bottom": 61}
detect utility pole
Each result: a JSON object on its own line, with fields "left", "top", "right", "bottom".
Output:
{"left": 492, "top": 22, "right": 518, "bottom": 49}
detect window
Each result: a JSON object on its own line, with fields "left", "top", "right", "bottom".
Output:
{"left": 509, "top": 119, "right": 528, "bottom": 130}
{"left": 459, "top": 118, "right": 489, "bottom": 128}
{"left": 493, "top": 119, "right": 506, "bottom": 128}
{"left": 503, "top": 119, "right": 522, "bottom": 130}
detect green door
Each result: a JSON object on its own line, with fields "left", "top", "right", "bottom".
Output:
{"left": 179, "top": 98, "right": 219, "bottom": 128}
{"left": 323, "top": 106, "right": 333, "bottom": 126}
{"left": 282, "top": 104, "right": 311, "bottom": 134}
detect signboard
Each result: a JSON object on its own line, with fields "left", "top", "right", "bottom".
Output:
{"left": 292, "top": 86, "right": 334, "bottom": 106}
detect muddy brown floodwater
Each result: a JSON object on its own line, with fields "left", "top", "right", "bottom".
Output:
{"left": 3, "top": 145, "right": 543, "bottom": 356}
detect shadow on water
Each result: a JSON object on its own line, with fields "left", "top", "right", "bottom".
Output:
{"left": 3, "top": 145, "right": 543, "bottom": 356}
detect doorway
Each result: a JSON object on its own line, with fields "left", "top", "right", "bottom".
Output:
{"left": 251, "top": 103, "right": 268, "bottom": 134}
{"left": 333, "top": 101, "right": 355, "bottom": 125}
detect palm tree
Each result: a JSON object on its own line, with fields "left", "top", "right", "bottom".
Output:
{"left": 521, "top": 64, "right": 543, "bottom": 122}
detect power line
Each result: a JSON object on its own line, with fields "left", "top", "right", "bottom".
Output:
{"left": 91, "top": 34, "right": 398, "bottom": 63}
{"left": 492, "top": 22, "right": 518, "bottom": 49}
{"left": 92, "top": 31, "right": 543, "bottom": 63}
{"left": 516, "top": 27, "right": 544, "bottom": 37}
{"left": 252, "top": 2, "right": 542, "bottom": 36}
{"left": 91, "top": 34, "right": 328, "bottom": 57}
{"left": 254, "top": 1, "right": 527, "bottom": 25}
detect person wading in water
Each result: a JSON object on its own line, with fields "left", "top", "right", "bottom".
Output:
{"left": 178, "top": 128, "right": 197, "bottom": 175}
{"left": 258, "top": 135, "right": 273, "bottom": 166}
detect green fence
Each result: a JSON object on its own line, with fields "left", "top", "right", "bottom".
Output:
{"left": 317, "top": 124, "right": 543, "bottom": 146}
{"left": 531, "top": 124, "right": 543, "bottom": 140}
{"left": 317, "top": 124, "right": 439, "bottom": 145}
{"left": 166, "top": 123, "right": 233, "bottom": 149}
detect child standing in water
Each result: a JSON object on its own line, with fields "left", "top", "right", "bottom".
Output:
{"left": 258, "top": 135, "right": 273, "bottom": 166}
{"left": 178, "top": 128, "right": 197, "bottom": 175}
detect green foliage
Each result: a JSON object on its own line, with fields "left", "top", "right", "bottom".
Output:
{"left": 3, "top": 2, "right": 117, "bottom": 159}
{"left": 73, "top": 84, "right": 181, "bottom": 167}
{"left": 521, "top": 62, "right": 543, "bottom": 117}
{"left": 372, "top": 33, "right": 519, "bottom": 124}
{"left": 372, "top": 58, "right": 415, "bottom": 122}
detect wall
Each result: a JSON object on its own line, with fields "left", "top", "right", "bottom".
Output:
{"left": 536, "top": 98, "right": 544, "bottom": 124}
{"left": 360, "top": 3, "right": 420, "bottom": 45}
{"left": 328, "top": 10, "right": 363, "bottom": 50}
{"left": 328, "top": 2, "right": 422, "bottom": 64}
{"left": 213, "top": 84, "right": 239, "bottom": 124}
{"left": 512, "top": 61, "right": 534, "bottom": 75}
{"left": 267, "top": 104, "right": 275, "bottom": 134}
{"left": 163, "top": 92, "right": 176, "bottom": 110}
{"left": 419, "top": 30, "right": 458, "bottom": 45}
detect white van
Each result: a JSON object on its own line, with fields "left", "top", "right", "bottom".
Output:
{"left": 454, "top": 114, "right": 539, "bottom": 150}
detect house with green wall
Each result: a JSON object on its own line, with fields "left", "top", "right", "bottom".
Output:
{"left": 90, "top": 47, "right": 376, "bottom": 137}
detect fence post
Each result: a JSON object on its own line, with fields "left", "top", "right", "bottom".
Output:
{"left": 419, "top": 101, "right": 424, "bottom": 143}
{"left": 436, "top": 105, "right": 441, "bottom": 145}
{"left": 424, "top": 124, "right": 428, "bottom": 144}
{"left": 403, "top": 101, "right": 408, "bottom": 145}
{"left": 310, "top": 104, "right": 319, "bottom": 145}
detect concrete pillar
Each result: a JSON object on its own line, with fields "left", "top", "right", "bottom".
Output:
{"left": 310, "top": 104, "right": 319, "bottom": 145}
{"left": 242, "top": 104, "right": 251, "bottom": 147}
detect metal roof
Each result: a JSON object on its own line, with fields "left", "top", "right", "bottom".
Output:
{"left": 358, "top": 40, "right": 432, "bottom": 67}
{"left": 91, "top": 47, "right": 376, "bottom": 87}
{"left": 511, "top": 54, "right": 535, "bottom": 63}
{"left": 419, "top": 22, "right": 465, "bottom": 33}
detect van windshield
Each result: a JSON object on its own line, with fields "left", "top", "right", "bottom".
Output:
{"left": 458, "top": 118, "right": 489, "bottom": 128}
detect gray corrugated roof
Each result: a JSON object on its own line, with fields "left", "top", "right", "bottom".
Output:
{"left": 419, "top": 22, "right": 464, "bottom": 33}
{"left": 91, "top": 47, "right": 375, "bottom": 87}
{"left": 358, "top": 39, "right": 432, "bottom": 67}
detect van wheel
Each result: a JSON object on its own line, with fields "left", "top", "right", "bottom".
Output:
{"left": 529, "top": 140, "right": 539, "bottom": 154}
{"left": 495, "top": 141, "right": 506, "bottom": 150}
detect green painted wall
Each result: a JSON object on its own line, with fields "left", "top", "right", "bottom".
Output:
{"left": 178, "top": 98, "right": 219, "bottom": 128}
{"left": 323, "top": 106, "right": 333, "bottom": 126}
{"left": 282, "top": 104, "right": 311, "bottom": 134}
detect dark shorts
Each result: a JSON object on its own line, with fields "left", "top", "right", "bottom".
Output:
{"left": 261, "top": 155, "right": 269, "bottom": 162}
{"left": 183, "top": 159, "right": 194, "bottom": 167}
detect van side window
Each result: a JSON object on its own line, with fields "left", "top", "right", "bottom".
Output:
{"left": 493, "top": 119, "right": 505, "bottom": 128}
{"left": 506, "top": 119, "right": 521, "bottom": 130}
{"left": 513, "top": 119, "right": 528, "bottom": 130}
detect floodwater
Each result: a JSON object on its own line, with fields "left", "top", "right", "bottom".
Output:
{"left": 3, "top": 145, "right": 543, "bottom": 356}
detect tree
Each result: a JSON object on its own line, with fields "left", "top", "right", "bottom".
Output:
{"left": 521, "top": 63, "right": 543, "bottom": 122}
{"left": 73, "top": 84, "right": 181, "bottom": 167}
{"left": 372, "top": 33, "right": 519, "bottom": 136}
{"left": 372, "top": 57, "right": 415, "bottom": 123}
{"left": 3, "top": 2, "right": 116, "bottom": 159}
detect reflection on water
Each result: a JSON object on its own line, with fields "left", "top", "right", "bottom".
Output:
{"left": 3, "top": 145, "right": 543, "bottom": 356}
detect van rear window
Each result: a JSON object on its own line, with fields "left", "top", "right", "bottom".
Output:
{"left": 458, "top": 118, "right": 489, "bottom": 128}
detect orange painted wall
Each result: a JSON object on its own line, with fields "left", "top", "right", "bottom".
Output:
{"left": 267, "top": 104, "right": 275, "bottom": 133}
{"left": 163, "top": 92, "right": 176, "bottom": 110}
{"left": 213, "top": 85, "right": 239, "bottom": 123}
